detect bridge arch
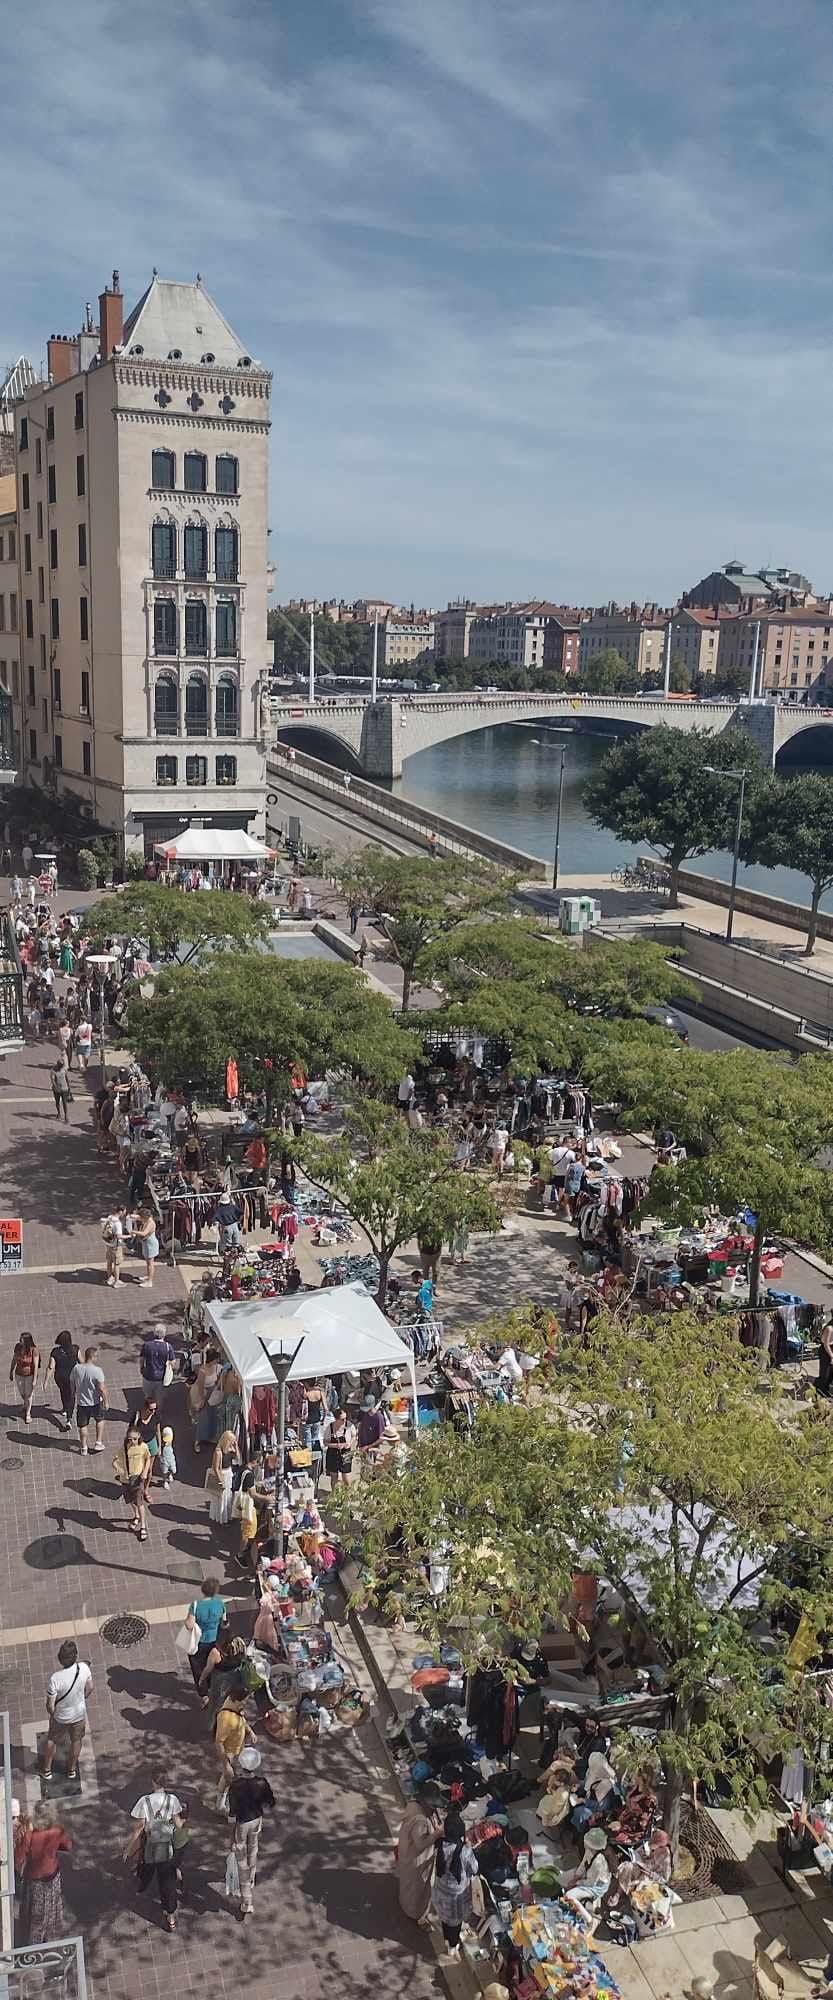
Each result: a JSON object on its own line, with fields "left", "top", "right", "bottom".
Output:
{"left": 774, "top": 717, "right": 833, "bottom": 769}
{"left": 276, "top": 724, "right": 364, "bottom": 774}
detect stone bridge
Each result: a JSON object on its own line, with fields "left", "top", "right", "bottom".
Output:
{"left": 266, "top": 690, "right": 833, "bottom": 780}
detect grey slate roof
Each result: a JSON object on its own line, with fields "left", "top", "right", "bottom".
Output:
{"left": 122, "top": 277, "right": 256, "bottom": 368}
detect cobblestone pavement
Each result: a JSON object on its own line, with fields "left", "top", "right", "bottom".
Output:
{"left": 0, "top": 1027, "right": 438, "bottom": 2000}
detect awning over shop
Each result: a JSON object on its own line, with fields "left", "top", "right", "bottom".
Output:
{"left": 154, "top": 828, "right": 278, "bottom": 864}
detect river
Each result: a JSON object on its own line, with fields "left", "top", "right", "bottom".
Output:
{"left": 393, "top": 723, "right": 826, "bottom": 912}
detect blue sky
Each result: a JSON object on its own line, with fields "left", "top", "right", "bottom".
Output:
{"left": 5, "top": 0, "right": 833, "bottom": 606}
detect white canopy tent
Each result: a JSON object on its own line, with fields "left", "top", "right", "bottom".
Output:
{"left": 203, "top": 1281, "right": 418, "bottom": 1424}
{"left": 154, "top": 828, "right": 278, "bottom": 864}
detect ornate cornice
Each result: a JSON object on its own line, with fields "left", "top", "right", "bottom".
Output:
{"left": 115, "top": 409, "right": 270, "bottom": 434}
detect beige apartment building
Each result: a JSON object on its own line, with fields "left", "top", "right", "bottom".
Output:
{"left": 378, "top": 615, "right": 435, "bottom": 670}
{"left": 579, "top": 610, "right": 666, "bottom": 677}
{"left": 666, "top": 607, "right": 723, "bottom": 680}
{"left": 11, "top": 271, "right": 271, "bottom": 855}
{"left": 717, "top": 606, "right": 833, "bottom": 700}
{"left": 469, "top": 603, "right": 566, "bottom": 672}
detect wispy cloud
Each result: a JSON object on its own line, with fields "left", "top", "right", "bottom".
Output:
{"left": 4, "top": 0, "right": 833, "bottom": 605}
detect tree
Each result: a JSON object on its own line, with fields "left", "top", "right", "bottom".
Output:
{"left": 668, "top": 657, "right": 692, "bottom": 693}
{"left": 342, "top": 1304, "right": 833, "bottom": 1859}
{"left": 337, "top": 852, "right": 513, "bottom": 1011}
{"left": 586, "top": 1039, "right": 833, "bottom": 1302}
{"left": 579, "top": 648, "right": 640, "bottom": 695}
{"left": 426, "top": 916, "right": 694, "bottom": 1017}
{"left": 86, "top": 881, "right": 274, "bottom": 964}
{"left": 125, "top": 956, "right": 414, "bottom": 1114}
{"left": 300, "top": 1097, "right": 501, "bottom": 1304}
{"left": 583, "top": 726, "right": 764, "bottom": 905}
{"left": 742, "top": 772, "right": 833, "bottom": 956}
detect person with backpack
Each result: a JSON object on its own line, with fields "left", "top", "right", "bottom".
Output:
{"left": 125, "top": 1771, "right": 185, "bottom": 1933}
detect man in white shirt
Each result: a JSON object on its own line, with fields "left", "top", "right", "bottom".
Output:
{"left": 549, "top": 1143, "right": 576, "bottom": 1213}
{"left": 42, "top": 1640, "right": 93, "bottom": 1782}
{"left": 103, "top": 1207, "right": 126, "bottom": 1288}
{"left": 397, "top": 1072, "right": 415, "bottom": 1112}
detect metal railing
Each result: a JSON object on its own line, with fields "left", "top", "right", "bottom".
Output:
{"left": 0, "top": 914, "right": 24, "bottom": 1046}
{"left": 1, "top": 1709, "right": 13, "bottom": 1947}
{"left": 0, "top": 1936, "right": 88, "bottom": 2000}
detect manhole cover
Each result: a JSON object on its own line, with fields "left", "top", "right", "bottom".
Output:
{"left": 25, "top": 1533, "right": 85, "bottom": 1571}
{"left": 99, "top": 1614, "right": 149, "bottom": 1648}
{"left": 0, "top": 1457, "right": 23, "bottom": 1470}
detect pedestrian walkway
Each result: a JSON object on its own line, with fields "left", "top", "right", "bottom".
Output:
{"left": 0, "top": 1030, "right": 438, "bottom": 2000}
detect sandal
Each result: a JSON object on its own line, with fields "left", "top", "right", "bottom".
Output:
{"left": 165, "top": 1914, "right": 176, "bottom": 1932}
{"left": 139, "top": 1528, "right": 148, "bottom": 1541}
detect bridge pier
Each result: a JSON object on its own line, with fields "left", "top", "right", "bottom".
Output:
{"left": 731, "top": 702, "right": 777, "bottom": 767}
{"left": 359, "top": 700, "right": 402, "bottom": 780}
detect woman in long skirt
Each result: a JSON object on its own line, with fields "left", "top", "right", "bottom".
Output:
{"left": 207, "top": 1429, "right": 240, "bottom": 1525}
{"left": 17, "top": 1803, "right": 72, "bottom": 1944}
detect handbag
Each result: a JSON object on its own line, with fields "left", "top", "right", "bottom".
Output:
{"left": 225, "top": 1849, "right": 240, "bottom": 1900}
{"left": 163, "top": 1359, "right": 174, "bottom": 1386}
{"left": 175, "top": 1619, "right": 199, "bottom": 1657}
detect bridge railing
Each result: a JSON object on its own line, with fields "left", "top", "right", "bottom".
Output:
{"left": 266, "top": 746, "right": 547, "bottom": 877}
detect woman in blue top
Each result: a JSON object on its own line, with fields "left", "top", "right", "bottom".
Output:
{"left": 184, "top": 1577, "right": 227, "bottom": 1689}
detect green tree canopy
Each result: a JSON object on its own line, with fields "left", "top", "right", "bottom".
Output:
{"left": 125, "top": 956, "right": 414, "bottom": 1114}
{"left": 86, "top": 882, "right": 274, "bottom": 964}
{"left": 300, "top": 1097, "right": 501, "bottom": 1303}
{"left": 742, "top": 772, "right": 833, "bottom": 955}
{"left": 587, "top": 1040, "right": 833, "bottom": 1300}
{"left": 583, "top": 726, "right": 764, "bottom": 904}
{"left": 426, "top": 916, "right": 694, "bottom": 1017}
{"left": 343, "top": 1304, "right": 833, "bottom": 1855}
{"left": 581, "top": 648, "right": 641, "bottom": 694}
{"left": 337, "top": 852, "right": 513, "bottom": 1010}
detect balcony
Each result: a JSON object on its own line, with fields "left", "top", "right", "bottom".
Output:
{"left": 154, "top": 717, "right": 179, "bottom": 737}
{"left": 185, "top": 716, "right": 209, "bottom": 738}
{"left": 215, "top": 715, "right": 240, "bottom": 737}
{"left": 216, "top": 560, "right": 239, "bottom": 582}
{"left": 151, "top": 559, "right": 176, "bottom": 580}
{"left": 184, "top": 565, "right": 208, "bottom": 583}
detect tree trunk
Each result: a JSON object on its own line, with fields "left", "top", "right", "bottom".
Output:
{"left": 375, "top": 1252, "right": 391, "bottom": 1307}
{"left": 805, "top": 881, "right": 822, "bottom": 957}
{"left": 662, "top": 1763, "right": 685, "bottom": 1870}
{"left": 401, "top": 965, "right": 412, "bottom": 1013}
{"left": 748, "top": 1216, "right": 764, "bottom": 1308}
{"left": 667, "top": 854, "right": 681, "bottom": 908}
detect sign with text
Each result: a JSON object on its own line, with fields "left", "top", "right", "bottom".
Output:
{"left": 0, "top": 1218, "right": 23, "bottom": 1273}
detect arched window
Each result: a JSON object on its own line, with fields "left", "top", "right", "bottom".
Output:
{"left": 183, "top": 452, "right": 207, "bottom": 493}
{"left": 184, "top": 522, "right": 207, "bottom": 580}
{"left": 215, "top": 454, "right": 238, "bottom": 495}
{"left": 151, "top": 520, "right": 176, "bottom": 578}
{"left": 185, "top": 673, "right": 208, "bottom": 737}
{"left": 152, "top": 449, "right": 175, "bottom": 490}
{"left": 215, "top": 525, "right": 238, "bottom": 582}
{"left": 153, "top": 599, "right": 177, "bottom": 656}
{"left": 215, "top": 674, "right": 239, "bottom": 737}
{"left": 215, "top": 599, "right": 237, "bottom": 657}
{"left": 184, "top": 599, "right": 208, "bottom": 656}
{"left": 154, "top": 674, "right": 179, "bottom": 736}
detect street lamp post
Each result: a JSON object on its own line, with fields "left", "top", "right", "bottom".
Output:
{"left": 705, "top": 767, "right": 746, "bottom": 942}
{"left": 552, "top": 743, "right": 566, "bottom": 892}
{"left": 258, "top": 1336, "right": 305, "bottom": 1558}
{"left": 85, "top": 952, "right": 117, "bottom": 1083}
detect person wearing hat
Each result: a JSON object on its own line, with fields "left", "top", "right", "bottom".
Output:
{"left": 357, "top": 1393, "right": 385, "bottom": 1459}
{"left": 226, "top": 1747, "right": 275, "bottom": 1921}
{"left": 564, "top": 1827, "right": 611, "bottom": 1921}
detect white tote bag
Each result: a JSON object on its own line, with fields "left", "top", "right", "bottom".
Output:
{"left": 175, "top": 1606, "right": 199, "bottom": 1656}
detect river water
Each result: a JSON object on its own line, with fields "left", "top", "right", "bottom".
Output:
{"left": 393, "top": 723, "right": 824, "bottom": 913}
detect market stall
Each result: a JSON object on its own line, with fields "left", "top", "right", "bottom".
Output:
{"left": 203, "top": 1282, "right": 420, "bottom": 1427}
{"left": 154, "top": 828, "right": 279, "bottom": 867}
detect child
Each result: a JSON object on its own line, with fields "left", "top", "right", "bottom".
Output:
{"left": 160, "top": 1425, "right": 177, "bottom": 1488}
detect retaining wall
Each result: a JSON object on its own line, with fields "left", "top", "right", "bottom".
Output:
{"left": 267, "top": 749, "right": 547, "bottom": 877}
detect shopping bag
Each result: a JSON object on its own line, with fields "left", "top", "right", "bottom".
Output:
{"left": 225, "top": 1849, "right": 240, "bottom": 1898}
{"left": 175, "top": 1620, "right": 198, "bottom": 1657}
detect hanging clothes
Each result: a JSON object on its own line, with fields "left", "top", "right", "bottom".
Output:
{"left": 225, "top": 1058, "right": 239, "bottom": 1104}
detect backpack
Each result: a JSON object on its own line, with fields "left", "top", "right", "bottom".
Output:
{"left": 102, "top": 1220, "right": 116, "bottom": 1244}
{"left": 144, "top": 1799, "right": 175, "bottom": 1866}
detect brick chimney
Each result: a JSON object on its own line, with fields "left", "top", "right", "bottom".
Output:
{"left": 47, "top": 335, "right": 79, "bottom": 384}
{"left": 98, "top": 268, "right": 123, "bottom": 359}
